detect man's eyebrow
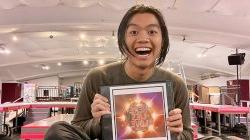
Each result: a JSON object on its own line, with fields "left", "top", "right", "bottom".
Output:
{"left": 147, "top": 24, "right": 161, "bottom": 28}
{"left": 127, "top": 23, "right": 160, "bottom": 28}
{"left": 127, "top": 23, "right": 138, "bottom": 27}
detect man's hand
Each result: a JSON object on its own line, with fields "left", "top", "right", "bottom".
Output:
{"left": 91, "top": 94, "right": 111, "bottom": 122}
{"left": 167, "top": 108, "right": 183, "bottom": 134}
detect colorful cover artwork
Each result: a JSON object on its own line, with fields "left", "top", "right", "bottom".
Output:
{"left": 109, "top": 83, "right": 171, "bottom": 140}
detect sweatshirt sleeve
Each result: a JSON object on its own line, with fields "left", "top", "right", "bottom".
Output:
{"left": 71, "top": 69, "right": 104, "bottom": 139}
{"left": 173, "top": 77, "right": 193, "bottom": 140}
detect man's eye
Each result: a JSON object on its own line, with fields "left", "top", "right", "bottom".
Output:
{"left": 148, "top": 30, "right": 158, "bottom": 35}
{"left": 129, "top": 30, "right": 138, "bottom": 36}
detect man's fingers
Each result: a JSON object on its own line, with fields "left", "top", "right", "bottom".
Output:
{"left": 167, "top": 108, "right": 183, "bottom": 134}
{"left": 91, "top": 104, "right": 111, "bottom": 118}
{"left": 92, "top": 110, "right": 111, "bottom": 118}
{"left": 94, "top": 94, "right": 109, "bottom": 102}
{"left": 92, "top": 104, "right": 109, "bottom": 112}
{"left": 167, "top": 119, "right": 182, "bottom": 127}
{"left": 91, "top": 94, "right": 111, "bottom": 119}
{"left": 167, "top": 113, "right": 182, "bottom": 122}
{"left": 91, "top": 98, "right": 110, "bottom": 109}
{"left": 168, "top": 108, "right": 182, "bottom": 116}
{"left": 168, "top": 126, "right": 183, "bottom": 133}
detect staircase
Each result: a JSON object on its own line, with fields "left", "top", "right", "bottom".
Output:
{"left": 25, "top": 108, "right": 51, "bottom": 124}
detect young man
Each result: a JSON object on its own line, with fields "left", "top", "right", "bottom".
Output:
{"left": 45, "top": 5, "right": 193, "bottom": 140}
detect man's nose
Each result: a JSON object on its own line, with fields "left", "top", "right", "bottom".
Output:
{"left": 137, "top": 30, "right": 149, "bottom": 43}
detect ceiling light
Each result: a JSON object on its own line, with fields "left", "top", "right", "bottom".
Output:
{"left": 80, "top": 33, "right": 86, "bottom": 40}
{"left": 0, "top": 28, "right": 17, "bottom": 33}
{"left": 57, "top": 62, "right": 62, "bottom": 66}
{"left": 197, "top": 53, "right": 207, "bottom": 58}
{"left": 0, "top": 49, "right": 10, "bottom": 54}
{"left": 197, "top": 45, "right": 216, "bottom": 58}
{"left": 98, "top": 59, "right": 105, "bottom": 65}
{"left": 41, "top": 65, "right": 50, "bottom": 70}
{"left": 97, "top": 51, "right": 105, "bottom": 54}
{"left": 4, "top": 49, "right": 10, "bottom": 54}
{"left": 197, "top": 54, "right": 202, "bottom": 58}
{"left": 12, "top": 36, "right": 18, "bottom": 41}
{"left": 83, "top": 60, "right": 89, "bottom": 65}
{"left": 167, "top": 68, "right": 174, "bottom": 71}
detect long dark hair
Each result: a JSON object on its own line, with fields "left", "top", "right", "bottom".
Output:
{"left": 118, "top": 5, "right": 170, "bottom": 65}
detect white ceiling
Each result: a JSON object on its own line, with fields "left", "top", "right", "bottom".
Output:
{"left": 0, "top": 0, "right": 249, "bottom": 83}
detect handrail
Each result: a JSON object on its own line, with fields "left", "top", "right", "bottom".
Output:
{"left": 13, "top": 97, "right": 23, "bottom": 103}
{"left": 221, "top": 93, "right": 237, "bottom": 106}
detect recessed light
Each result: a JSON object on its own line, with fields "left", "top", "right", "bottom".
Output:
{"left": 80, "top": 33, "right": 86, "bottom": 40}
{"left": 167, "top": 68, "right": 174, "bottom": 71}
{"left": 4, "top": 49, "right": 10, "bottom": 54}
{"left": 98, "top": 59, "right": 105, "bottom": 65}
{"left": 197, "top": 54, "right": 206, "bottom": 58}
{"left": 98, "top": 51, "right": 105, "bottom": 54}
{"left": 41, "top": 65, "right": 50, "bottom": 70}
{"left": 12, "top": 36, "right": 18, "bottom": 41}
{"left": 57, "top": 62, "right": 62, "bottom": 66}
{"left": 83, "top": 60, "right": 89, "bottom": 65}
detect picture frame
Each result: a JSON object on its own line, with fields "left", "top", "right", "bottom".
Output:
{"left": 101, "top": 81, "right": 174, "bottom": 140}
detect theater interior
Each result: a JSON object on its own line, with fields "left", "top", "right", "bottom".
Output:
{"left": 0, "top": 0, "right": 249, "bottom": 140}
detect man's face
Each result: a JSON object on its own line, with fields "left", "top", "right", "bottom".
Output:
{"left": 125, "top": 13, "right": 162, "bottom": 69}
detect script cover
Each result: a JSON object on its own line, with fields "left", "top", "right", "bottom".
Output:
{"left": 101, "top": 82, "right": 174, "bottom": 140}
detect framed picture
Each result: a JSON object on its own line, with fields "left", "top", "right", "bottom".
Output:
{"left": 101, "top": 81, "right": 174, "bottom": 140}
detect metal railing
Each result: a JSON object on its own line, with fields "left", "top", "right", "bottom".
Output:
{"left": 36, "top": 86, "right": 62, "bottom": 101}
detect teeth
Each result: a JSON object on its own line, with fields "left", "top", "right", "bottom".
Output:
{"left": 135, "top": 48, "right": 151, "bottom": 51}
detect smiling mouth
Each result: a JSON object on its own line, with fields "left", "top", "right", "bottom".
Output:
{"left": 135, "top": 47, "right": 152, "bottom": 55}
